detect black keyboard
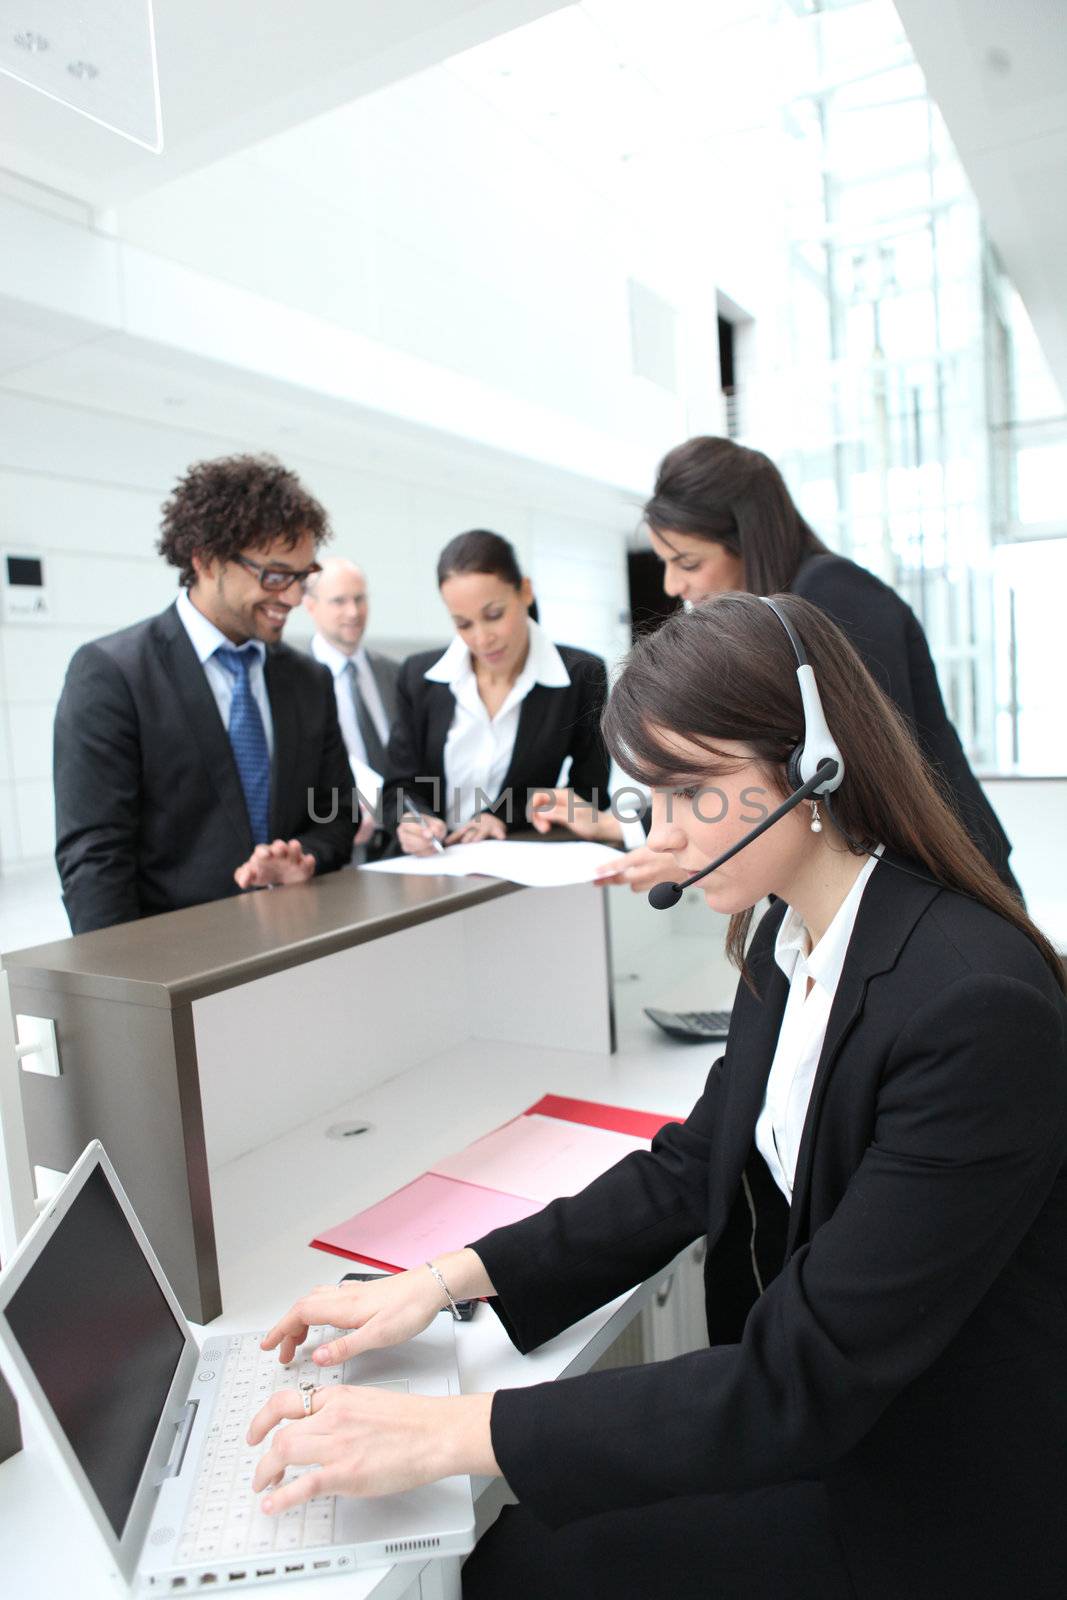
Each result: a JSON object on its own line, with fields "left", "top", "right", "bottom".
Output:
{"left": 644, "top": 1007, "right": 732, "bottom": 1043}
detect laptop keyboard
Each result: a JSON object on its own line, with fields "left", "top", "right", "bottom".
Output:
{"left": 174, "top": 1327, "right": 395, "bottom": 1565}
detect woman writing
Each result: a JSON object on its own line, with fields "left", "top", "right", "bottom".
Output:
{"left": 249, "top": 594, "right": 1065, "bottom": 1599}
{"left": 536, "top": 435, "right": 1017, "bottom": 897}
{"left": 380, "top": 529, "right": 610, "bottom": 852}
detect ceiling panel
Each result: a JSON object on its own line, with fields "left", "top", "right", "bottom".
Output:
{"left": 895, "top": 0, "right": 1067, "bottom": 404}
{"left": 0, "top": 0, "right": 569, "bottom": 207}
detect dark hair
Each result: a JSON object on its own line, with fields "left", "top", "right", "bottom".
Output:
{"left": 602, "top": 593, "right": 1064, "bottom": 991}
{"left": 436, "top": 528, "right": 539, "bottom": 622}
{"left": 158, "top": 454, "right": 331, "bottom": 588}
{"left": 644, "top": 436, "right": 828, "bottom": 594}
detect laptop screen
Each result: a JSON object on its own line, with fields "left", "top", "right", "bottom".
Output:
{"left": 4, "top": 1164, "right": 185, "bottom": 1539}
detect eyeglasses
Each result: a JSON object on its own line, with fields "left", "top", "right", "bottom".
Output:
{"left": 234, "top": 553, "right": 323, "bottom": 594}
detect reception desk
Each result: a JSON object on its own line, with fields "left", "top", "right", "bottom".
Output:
{"left": 2, "top": 869, "right": 615, "bottom": 1324}
{"left": 1, "top": 867, "right": 719, "bottom": 1599}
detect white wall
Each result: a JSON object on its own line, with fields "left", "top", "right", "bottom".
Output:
{"left": 0, "top": 26, "right": 727, "bottom": 870}
{"left": 113, "top": 66, "right": 710, "bottom": 468}
{"left": 0, "top": 387, "right": 633, "bottom": 867}
{"left": 980, "top": 778, "right": 1067, "bottom": 950}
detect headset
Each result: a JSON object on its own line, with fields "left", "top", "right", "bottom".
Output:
{"left": 648, "top": 597, "right": 845, "bottom": 909}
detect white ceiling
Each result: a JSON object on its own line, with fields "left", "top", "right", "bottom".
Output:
{"left": 0, "top": 0, "right": 568, "bottom": 207}
{"left": 894, "top": 0, "right": 1067, "bottom": 405}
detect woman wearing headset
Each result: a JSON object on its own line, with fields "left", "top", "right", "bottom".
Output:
{"left": 535, "top": 436, "right": 1017, "bottom": 898}
{"left": 379, "top": 529, "right": 610, "bottom": 852}
{"left": 248, "top": 594, "right": 1065, "bottom": 1600}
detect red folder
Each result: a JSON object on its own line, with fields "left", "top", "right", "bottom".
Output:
{"left": 311, "top": 1094, "right": 681, "bottom": 1272}
{"left": 525, "top": 1093, "right": 679, "bottom": 1141}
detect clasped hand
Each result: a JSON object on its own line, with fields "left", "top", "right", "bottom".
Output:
{"left": 397, "top": 811, "right": 507, "bottom": 854}
{"left": 234, "top": 838, "right": 317, "bottom": 890}
{"left": 528, "top": 787, "right": 623, "bottom": 844}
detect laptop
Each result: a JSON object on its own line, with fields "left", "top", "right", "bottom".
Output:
{"left": 0, "top": 1141, "right": 475, "bottom": 1593}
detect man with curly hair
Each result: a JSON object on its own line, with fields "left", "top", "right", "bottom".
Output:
{"left": 53, "top": 454, "right": 355, "bottom": 933}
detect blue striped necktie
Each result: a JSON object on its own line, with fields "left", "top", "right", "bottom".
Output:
{"left": 214, "top": 644, "right": 271, "bottom": 845}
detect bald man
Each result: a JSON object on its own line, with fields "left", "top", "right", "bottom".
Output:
{"left": 303, "top": 558, "right": 398, "bottom": 784}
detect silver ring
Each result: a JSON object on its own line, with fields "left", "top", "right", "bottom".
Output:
{"left": 298, "top": 1378, "right": 318, "bottom": 1416}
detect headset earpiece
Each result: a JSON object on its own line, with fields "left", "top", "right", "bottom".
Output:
{"left": 786, "top": 743, "right": 806, "bottom": 792}
{"left": 760, "top": 598, "right": 845, "bottom": 796}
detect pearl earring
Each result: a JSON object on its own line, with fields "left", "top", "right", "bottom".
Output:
{"left": 810, "top": 799, "right": 822, "bottom": 834}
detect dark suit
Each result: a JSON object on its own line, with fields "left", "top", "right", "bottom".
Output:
{"left": 311, "top": 639, "right": 401, "bottom": 863}
{"left": 380, "top": 642, "right": 610, "bottom": 837}
{"left": 791, "top": 552, "right": 1015, "bottom": 889}
{"left": 466, "top": 858, "right": 1067, "bottom": 1599}
{"left": 54, "top": 602, "right": 354, "bottom": 934}
{"left": 309, "top": 637, "right": 400, "bottom": 772}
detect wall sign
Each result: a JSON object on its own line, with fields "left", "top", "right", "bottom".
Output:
{"left": 1, "top": 553, "right": 48, "bottom": 621}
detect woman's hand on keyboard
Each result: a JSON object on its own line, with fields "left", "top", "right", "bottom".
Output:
{"left": 247, "top": 1386, "right": 499, "bottom": 1507}
{"left": 260, "top": 1250, "right": 495, "bottom": 1367}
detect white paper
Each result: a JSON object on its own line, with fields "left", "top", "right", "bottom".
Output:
{"left": 349, "top": 757, "right": 383, "bottom": 809}
{"left": 362, "top": 839, "right": 624, "bottom": 887}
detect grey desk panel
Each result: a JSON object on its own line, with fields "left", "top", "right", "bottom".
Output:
{"left": 10, "top": 981, "right": 219, "bottom": 1320}
{"left": 2, "top": 870, "right": 517, "bottom": 1007}
{"left": 2, "top": 872, "right": 515, "bottom": 1322}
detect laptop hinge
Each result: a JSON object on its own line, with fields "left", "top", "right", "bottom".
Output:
{"left": 159, "top": 1400, "right": 199, "bottom": 1482}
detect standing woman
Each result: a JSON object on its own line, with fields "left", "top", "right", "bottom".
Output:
{"left": 380, "top": 530, "right": 610, "bottom": 852}
{"left": 250, "top": 595, "right": 1065, "bottom": 1600}
{"left": 590, "top": 435, "right": 1017, "bottom": 894}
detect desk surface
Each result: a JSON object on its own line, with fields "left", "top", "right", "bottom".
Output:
{"left": 0, "top": 870, "right": 517, "bottom": 1009}
{"left": 0, "top": 1024, "right": 714, "bottom": 1600}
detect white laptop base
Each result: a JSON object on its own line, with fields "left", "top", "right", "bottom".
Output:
{"left": 0, "top": 1142, "right": 475, "bottom": 1594}
{"left": 140, "top": 1330, "right": 473, "bottom": 1593}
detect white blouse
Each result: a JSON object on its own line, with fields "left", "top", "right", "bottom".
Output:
{"left": 755, "top": 848, "right": 883, "bottom": 1202}
{"left": 424, "top": 618, "right": 571, "bottom": 828}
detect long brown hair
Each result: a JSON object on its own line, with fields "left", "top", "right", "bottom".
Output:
{"left": 602, "top": 593, "right": 1064, "bottom": 991}
{"left": 644, "top": 436, "right": 827, "bottom": 594}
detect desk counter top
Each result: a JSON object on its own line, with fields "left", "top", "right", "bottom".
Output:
{"left": 0, "top": 870, "right": 516, "bottom": 1010}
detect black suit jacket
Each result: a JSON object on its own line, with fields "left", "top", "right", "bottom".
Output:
{"left": 379, "top": 642, "right": 610, "bottom": 836}
{"left": 54, "top": 602, "right": 354, "bottom": 933}
{"left": 791, "top": 552, "right": 1015, "bottom": 888}
{"left": 473, "top": 859, "right": 1067, "bottom": 1599}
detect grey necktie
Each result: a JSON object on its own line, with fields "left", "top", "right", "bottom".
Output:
{"left": 345, "top": 659, "right": 387, "bottom": 773}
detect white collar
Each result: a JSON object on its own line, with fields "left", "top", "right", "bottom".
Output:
{"left": 175, "top": 588, "right": 265, "bottom": 665}
{"left": 424, "top": 617, "right": 570, "bottom": 689}
{"left": 774, "top": 847, "right": 884, "bottom": 995}
{"left": 311, "top": 631, "right": 366, "bottom": 679}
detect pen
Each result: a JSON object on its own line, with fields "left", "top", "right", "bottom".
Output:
{"left": 403, "top": 802, "right": 446, "bottom": 854}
